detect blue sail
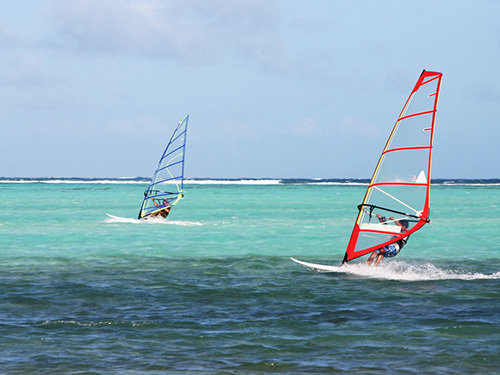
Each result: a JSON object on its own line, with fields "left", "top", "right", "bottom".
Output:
{"left": 138, "top": 115, "right": 189, "bottom": 219}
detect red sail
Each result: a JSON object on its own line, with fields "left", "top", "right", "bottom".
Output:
{"left": 343, "top": 71, "right": 442, "bottom": 262}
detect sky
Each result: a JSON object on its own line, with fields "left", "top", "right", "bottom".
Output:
{"left": 1, "top": 0, "right": 499, "bottom": 179}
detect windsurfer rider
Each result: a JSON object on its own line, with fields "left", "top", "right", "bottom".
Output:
{"left": 367, "top": 215, "right": 409, "bottom": 266}
{"left": 149, "top": 198, "right": 171, "bottom": 218}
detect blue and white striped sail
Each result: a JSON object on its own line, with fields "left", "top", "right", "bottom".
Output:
{"left": 138, "top": 115, "right": 189, "bottom": 219}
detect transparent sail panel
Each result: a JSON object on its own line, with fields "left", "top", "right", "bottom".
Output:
{"left": 387, "top": 113, "right": 433, "bottom": 150}
{"left": 373, "top": 148, "right": 430, "bottom": 184}
{"left": 364, "top": 185, "right": 427, "bottom": 218}
{"left": 402, "top": 76, "right": 439, "bottom": 118}
{"left": 354, "top": 231, "right": 399, "bottom": 253}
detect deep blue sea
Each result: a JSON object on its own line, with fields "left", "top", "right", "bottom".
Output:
{"left": 1, "top": 178, "right": 499, "bottom": 374}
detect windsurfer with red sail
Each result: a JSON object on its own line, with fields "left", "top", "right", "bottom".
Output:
{"left": 367, "top": 215, "right": 409, "bottom": 266}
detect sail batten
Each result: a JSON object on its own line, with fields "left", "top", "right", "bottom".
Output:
{"left": 343, "top": 71, "right": 442, "bottom": 263}
{"left": 138, "top": 115, "right": 189, "bottom": 219}
{"left": 371, "top": 182, "right": 427, "bottom": 187}
{"left": 157, "top": 160, "right": 184, "bottom": 172}
{"left": 399, "top": 109, "right": 436, "bottom": 121}
{"left": 383, "top": 146, "right": 431, "bottom": 154}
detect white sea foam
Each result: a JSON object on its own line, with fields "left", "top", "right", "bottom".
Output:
{"left": 184, "top": 179, "right": 282, "bottom": 185}
{"left": 307, "top": 181, "right": 368, "bottom": 186}
{"left": 165, "top": 220, "right": 203, "bottom": 226}
{"left": 297, "top": 260, "right": 500, "bottom": 281}
{"left": 104, "top": 214, "right": 202, "bottom": 226}
{"left": 441, "top": 181, "right": 500, "bottom": 186}
{"left": 348, "top": 261, "right": 500, "bottom": 281}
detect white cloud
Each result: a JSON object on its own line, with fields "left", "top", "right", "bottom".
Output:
{"left": 43, "top": 0, "right": 336, "bottom": 86}
{"left": 48, "top": 0, "right": 281, "bottom": 65}
{"left": 49, "top": 0, "right": 204, "bottom": 60}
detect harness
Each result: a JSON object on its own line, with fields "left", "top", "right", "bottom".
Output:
{"left": 396, "top": 236, "right": 409, "bottom": 249}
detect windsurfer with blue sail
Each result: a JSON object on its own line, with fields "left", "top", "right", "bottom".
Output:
{"left": 138, "top": 115, "right": 189, "bottom": 220}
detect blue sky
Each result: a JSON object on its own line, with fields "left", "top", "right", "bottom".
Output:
{"left": 1, "top": 0, "right": 499, "bottom": 179}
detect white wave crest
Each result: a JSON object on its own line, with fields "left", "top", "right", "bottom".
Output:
{"left": 184, "top": 179, "right": 282, "bottom": 185}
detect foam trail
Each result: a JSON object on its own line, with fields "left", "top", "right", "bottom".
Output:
{"left": 104, "top": 214, "right": 202, "bottom": 226}
{"left": 165, "top": 220, "right": 203, "bottom": 227}
{"left": 298, "top": 260, "right": 500, "bottom": 281}
{"left": 359, "top": 261, "right": 500, "bottom": 281}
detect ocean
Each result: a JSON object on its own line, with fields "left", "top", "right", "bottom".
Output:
{"left": 1, "top": 178, "right": 499, "bottom": 374}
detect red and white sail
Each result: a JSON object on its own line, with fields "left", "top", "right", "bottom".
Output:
{"left": 343, "top": 70, "right": 443, "bottom": 263}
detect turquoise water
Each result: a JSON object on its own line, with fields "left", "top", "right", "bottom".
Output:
{"left": 1, "top": 181, "right": 500, "bottom": 373}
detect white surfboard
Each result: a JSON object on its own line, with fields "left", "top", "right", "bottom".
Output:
{"left": 290, "top": 257, "right": 345, "bottom": 273}
{"left": 105, "top": 214, "right": 141, "bottom": 223}
{"left": 105, "top": 213, "right": 164, "bottom": 223}
{"left": 106, "top": 213, "right": 123, "bottom": 219}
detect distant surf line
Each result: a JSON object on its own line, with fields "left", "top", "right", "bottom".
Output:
{"left": 1, "top": 177, "right": 499, "bottom": 186}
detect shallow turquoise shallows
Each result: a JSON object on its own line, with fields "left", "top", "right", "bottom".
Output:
{"left": 1, "top": 180, "right": 499, "bottom": 373}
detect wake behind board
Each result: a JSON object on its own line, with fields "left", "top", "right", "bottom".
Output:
{"left": 290, "top": 257, "right": 345, "bottom": 273}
